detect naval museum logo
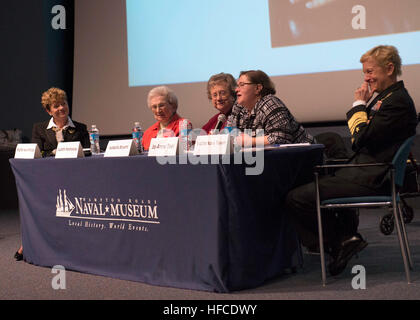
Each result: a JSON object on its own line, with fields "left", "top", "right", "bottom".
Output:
{"left": 55, "top": 189, "right": 159, "bottom": 232}
{"left": 56, "top": 189, "right": 75, "bottom": 217}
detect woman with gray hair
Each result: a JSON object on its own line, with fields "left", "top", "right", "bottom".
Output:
{"left": 202, "top": 73, "right": 237, "bottom": 133}
{"left": 142, "top": 86, "right": 191, "bottom": 151}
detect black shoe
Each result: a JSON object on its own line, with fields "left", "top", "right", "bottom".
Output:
{"left": 328, "top": 234, "right": 367, "bottom": 276}
{"left": 14, "top": 251, "right": 23, "bottom": 261}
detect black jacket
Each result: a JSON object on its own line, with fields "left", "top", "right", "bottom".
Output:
{"left": 336, "top": 81, "right": 418, "bottom": 190}
{"left": 32, "top": 120, "right": 90, "bottom": 157}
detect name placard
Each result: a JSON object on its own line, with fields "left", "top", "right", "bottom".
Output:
{"left": 193, "top": 134, "right": 232, "bottom": 155}
{"left": 104, "top": 139, "right": 139, "bottom": 157}
{"left": 55, "top": 141, "right": 84, "bottom": 158}
{"left": 148, "top": 137, "right": 179, "bottom": 157}
{"left": 14, "top": 143, "right": 42, "bottom": 159}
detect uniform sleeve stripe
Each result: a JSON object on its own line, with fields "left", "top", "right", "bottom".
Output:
{"left": 349, "top": 120, "right": 360, "bottom": 135}
{"left": 348, "top": 111, "right": 368, "bottom": 135}
{"left": 349, "top": 118, "right": 365, "bottom": 133}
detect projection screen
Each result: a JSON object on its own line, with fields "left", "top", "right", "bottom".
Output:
{"left": 73, "top": 0, "right": 420, "bottom": 135}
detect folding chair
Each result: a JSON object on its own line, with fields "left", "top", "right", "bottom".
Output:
{"left": 314, "top": 136, "right": 415, "bottom": 286}
{"left": 380, "top": 152, "right": 419, "bottom": 235}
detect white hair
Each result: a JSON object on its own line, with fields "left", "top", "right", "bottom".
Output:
{"left": 147, "top": 86, "right": 178, "bottom": 110}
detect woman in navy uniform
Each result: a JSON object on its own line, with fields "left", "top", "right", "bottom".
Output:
{"left": 286, "top": 45, "right": 418, "bottom": 276}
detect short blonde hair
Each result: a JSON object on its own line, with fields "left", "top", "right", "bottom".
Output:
{"left": 41, "top": 87, "right": 67, "bottom": 111}
{"left": 360, "top": 45, "right": 402, "bottom": 77}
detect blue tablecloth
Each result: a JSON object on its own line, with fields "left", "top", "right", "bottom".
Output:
{"left": 10, "top": 145, "right": 323, "bottom": 292}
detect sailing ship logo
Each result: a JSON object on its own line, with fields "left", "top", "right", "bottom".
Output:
{"left": 56, "top": 189, "right": 75, "bottom": 217}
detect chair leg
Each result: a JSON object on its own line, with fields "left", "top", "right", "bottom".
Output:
{"left": 296, "top": 237, "right": 305, "bottom": 269}
{"left": 398, "top": 203, "right": 414, "bottom": 270}
{"left": 317, "top": 207, "right": 327, "bottom": 286}
{"left": 315, "top": 172, "right": 327, "bottom": 286}
{"left": 393, "top": 203, "right": 411, "bottom": 283}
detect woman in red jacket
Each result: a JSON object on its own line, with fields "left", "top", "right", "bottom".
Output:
{"left": 142, "top": 86, "right": 191, "bottom": 151}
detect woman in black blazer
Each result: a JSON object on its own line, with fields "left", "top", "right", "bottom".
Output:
{"left": 14, "top": 87, "right": 90, "bottom": 261}
{"left": 31, "top": 87, "right": 90, "bottom": 157}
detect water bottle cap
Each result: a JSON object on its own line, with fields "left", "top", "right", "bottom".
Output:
{"left": 134, "top": 121, "right": 140, "bottom": 126}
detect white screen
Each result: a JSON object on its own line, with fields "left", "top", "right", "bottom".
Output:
{"left": 73, "top": 0, "right": 420, "bottom": 135}
{"left": 127, "top": 0, "right": 420, "bottom": 86}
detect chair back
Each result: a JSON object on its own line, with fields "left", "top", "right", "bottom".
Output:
{"left": 314, "top": 132, "right": 349, "bottom": 159}
{"left": 392, "top": 136, "right": 415, "bottom": 187}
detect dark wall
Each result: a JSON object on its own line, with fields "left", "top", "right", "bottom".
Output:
{"left": 0, "top": 0, "right": 74, "bottom": 141}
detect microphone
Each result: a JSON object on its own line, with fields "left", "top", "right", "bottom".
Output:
{"left": 214, "top": 114, "right": 227, "bottom": 131}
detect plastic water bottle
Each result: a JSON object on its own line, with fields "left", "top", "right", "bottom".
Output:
{"left": 230, "top": 127, "right": 241, "bottom": 152}
{"left": 179, "top": 119, "right": 192, "bottom": 153}
{"left": 89, "top": 124, "right": 100, "bottom": 155}
{"left": 132, "top": 121, "right": 143, "bottom": 153}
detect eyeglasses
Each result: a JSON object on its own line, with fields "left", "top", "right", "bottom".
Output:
{"left": 236, "top": 82, "right": 254, "bottom": 88}
{"left": 211, "top": 90, "right": 229, "bottom": 99}
{"left": 150, "top": 103, "right": 168, "bottom": 111}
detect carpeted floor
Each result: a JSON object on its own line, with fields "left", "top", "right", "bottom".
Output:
{"left": 1, "top": 196, "right": 420, "bottom": 301}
